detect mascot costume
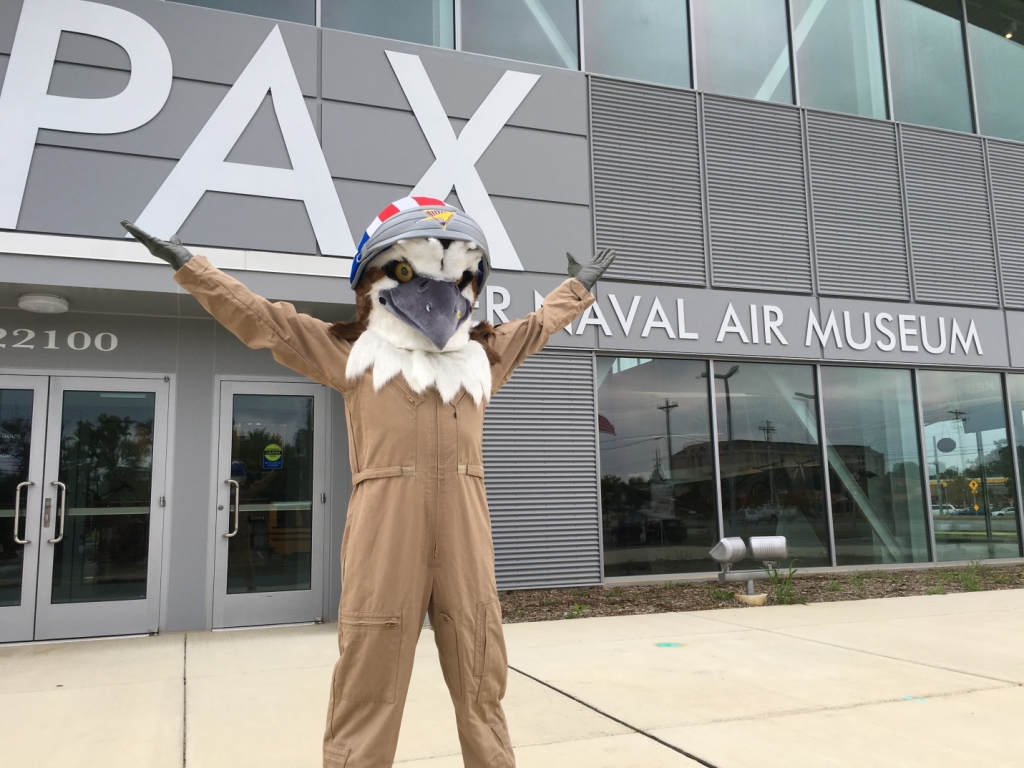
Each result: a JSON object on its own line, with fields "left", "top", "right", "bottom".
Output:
{"left": 121, "top": 199, "right": 616, "bottom": 768}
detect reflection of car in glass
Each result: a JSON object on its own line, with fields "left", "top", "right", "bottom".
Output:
{"left": 603, "top": 507, "right": 687, "bottom": 546}
{"left": 932, "top": 503, "right": 957, "bottom": 515}
{"left": 740, "top": 503, "right": 798, "bottom": 525}
{"left": 742, "top": 505, "right": 777, "bottom": 525}
{"left": 993, "top": 507, "right": 1017, "bottom": 517}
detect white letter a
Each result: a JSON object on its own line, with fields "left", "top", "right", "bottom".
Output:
{"left": 133, "top": 26, "right": 354, "bottom": 256}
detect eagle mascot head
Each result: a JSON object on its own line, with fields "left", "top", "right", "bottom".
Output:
{"left": 331, "top": 197, "right": 498, "bottom": 405}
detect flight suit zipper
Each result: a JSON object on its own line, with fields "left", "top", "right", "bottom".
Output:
{"left": 433, "top": 394, "right": 440, "bottom": 561}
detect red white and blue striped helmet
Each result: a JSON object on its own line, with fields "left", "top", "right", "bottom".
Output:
{"left": 349, "top": 196, "right": 490, "bottom": 288}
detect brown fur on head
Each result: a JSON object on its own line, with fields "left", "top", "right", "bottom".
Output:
{"left": 329, "top": 263, "right": 501, "bottom": 367}
{"left": 328, "top": 266, "right": 382, "bottom": 341}
{"left": 468, "top": 321, "right": 502, "bottom": 367}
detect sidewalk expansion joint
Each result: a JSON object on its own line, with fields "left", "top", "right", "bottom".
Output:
{"left": 748, "top": 626, "right": 1024, "bottom": 687}
{"left": 182, "top": 634, "right": 188, "bottom": 768}
{"left": 507, "top": 665, "right": 719, "bottom": 768}
{"left": 673, "top": 683, "right": 1016, "bottom": 729}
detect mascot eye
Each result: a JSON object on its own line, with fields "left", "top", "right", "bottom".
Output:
{"left": 457, "top": 271, "right": 474, "bottom": 291}
{"left": 394, "top": 262, "right": 414, "bottom": 283}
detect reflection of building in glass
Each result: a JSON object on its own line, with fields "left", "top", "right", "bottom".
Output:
{"left": 598, "top": 358, "right": 1024, "bottom": 578}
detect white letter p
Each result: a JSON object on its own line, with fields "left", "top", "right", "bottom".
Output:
{"left": 0, "top": 0, "right": 173, "bottom": 228}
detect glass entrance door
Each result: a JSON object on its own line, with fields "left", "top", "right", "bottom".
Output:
{"left": 0, "top": 376, "right": 171, "bottom": 642}
{"left": 0, "top": 376, "right": 48, "bottom": 643}
{"left": 213, "top": 381, "right": 326, "bottom": 628}
{"left": 34, "top": 377, "right": 170, "bottom": 640}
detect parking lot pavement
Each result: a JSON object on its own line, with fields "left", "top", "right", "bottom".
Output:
{"left": 1, "top": 589, "right": 1022, "bottom": 767}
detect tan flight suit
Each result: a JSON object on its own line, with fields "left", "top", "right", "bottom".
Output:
{"left": 174, "top": 256, "right": 595, "bottom": 768}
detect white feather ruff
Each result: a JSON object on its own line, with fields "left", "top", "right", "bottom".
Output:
{"left": 345, "top": 236, "right": 492, "bottom": 404}
{"left": 346, "top": 328, "right": 492, "bottom": 405}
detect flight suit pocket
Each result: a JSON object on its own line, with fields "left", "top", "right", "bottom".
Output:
{"left": 453, "top": 392, "right": 485, "bottom": 466}
{"left": 473, "top": 600, "right": 508, "bottom": 702}
{"left": 338, "top": 612, "right": 402, "bottom": 703}
{"left": 354, "top": 381, "right": 422, "bottom": 473}
{"left": 434, "top": 612, "right": 463, "bottom": 700}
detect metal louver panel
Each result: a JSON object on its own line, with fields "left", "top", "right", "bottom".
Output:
{"left": 901, "top": 126, "right": 999, "bottom": 306}
{"left": 704, "top": 95, "right": 812, "bottom": 293}
{"left": 484, "top": 349, "right": 601, "bottom": 590}
{"left": 590, "top": 76, "right": 706, "bottom": 286}
{"left": 807, "top": 112, "right": 910, "bottom": 300}
{"left": 987, "top": 140, "right": 1024, "bottom": 308}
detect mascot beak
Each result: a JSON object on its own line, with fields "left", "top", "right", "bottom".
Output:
{"left": 379, "top": 277, "right": 472, "bottom": 350}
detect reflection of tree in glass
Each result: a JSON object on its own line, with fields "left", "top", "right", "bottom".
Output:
{"left": 233, "top": 399, "right": 313, "bottom": 504}
{"left": 932, "top": 439, "right": 1015, "bottom": 511}
{"left": 1, "top": 413, "right": 32, "bottom": 568}
{"left": 235, "top": 427, "right": 285, "bottom": 501}
{"left": 601, "top": 474, "right": 650, "bottom": 514}
{"left": 0, "top": 415, "right": 31, "bottom": 499}
{"left": 61, "top": 415, "right": 154, "bottom": 508}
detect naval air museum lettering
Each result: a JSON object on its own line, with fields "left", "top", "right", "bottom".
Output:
{"left": 0, "top": 0, "right": 535, "bottom": 270}
{"left": 491, "top": 281, "right": 1003, "bottom": 366}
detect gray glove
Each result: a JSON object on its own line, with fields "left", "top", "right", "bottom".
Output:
{"left": 121, "top": 220, "right": 194, "bottom": 270}
{"left": 566, "top": 248, "right": 616, "bottom": 292}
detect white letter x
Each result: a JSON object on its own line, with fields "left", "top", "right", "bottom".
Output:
{"left": 387, "top": 51, "right": 539, "bottom": 272}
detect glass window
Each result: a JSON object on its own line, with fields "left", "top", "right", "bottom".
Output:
{"left": 229, "top": 395, "right": 315, "bottom": 594}
{"left": 597, "top": 357, "right": 719, "bottom": 577}
{"left": 966, "top": 0, "right": 1024, "bottom": 141}
{"left": 322, "top": 0, "right": 455, "bottom": 48}
{"left": 692, "top": 0, "right": 793, "bottom": 103}
{"left": 581, "top": 0, "right": 691, "bottom": 88}
{"left": 52, "top": 391, "right": 156, "bottom": 603}
{"left": 1000, "top": 374, "right": 1024, "bottom": 553}
{"left": 0, "top": 390, "right": 34, "bottom": 608}
{"left": 920, "top": 370, "right": 1020, "bottom": 561}
{"left": 822, "top": 367, "right": 929, "bottom": 565}
{"left": 880, "top": 0, "right": 973, "bottom": 132}
{"left": 793, "top": 0, "right": 887, "bottom": 118}
{"left": 461, "top": 0, "right": 579, "bottom": 68}
{"left": 168, "top": 0, "right": 316, "bottom": 25}
{"left": 716, "top": 362, "right": 830, "bottom": 568}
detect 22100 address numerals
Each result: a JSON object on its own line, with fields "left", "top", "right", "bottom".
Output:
{"left": 0, "top": 328, "right": 118, "bottom": 352}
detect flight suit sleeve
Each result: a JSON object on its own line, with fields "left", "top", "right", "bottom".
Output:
{"left": 489, "top": 277, "right": 595, "bottom": 395}
{"left": 174, "top": 255, "right": 351, "bottom": 391}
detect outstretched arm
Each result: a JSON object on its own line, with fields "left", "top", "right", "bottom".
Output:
{"left": 490, "top": 248, "right": 616, "bottom": 393}
{"left": 121, "top": 221, "right": 350, "bottom": 391}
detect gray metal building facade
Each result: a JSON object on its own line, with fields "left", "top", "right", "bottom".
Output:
{"left": 1, "top": 0, "right": 1023, "bottom": 642}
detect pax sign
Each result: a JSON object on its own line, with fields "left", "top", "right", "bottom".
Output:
{"left": 0, "top": 0, "right": 534, "bottom": 270}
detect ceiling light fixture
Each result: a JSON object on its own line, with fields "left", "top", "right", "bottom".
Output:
{"left": 18, "top": 293, "right": 69, "bottom": 314}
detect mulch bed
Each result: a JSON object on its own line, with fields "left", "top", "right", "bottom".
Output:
{"left": 498, "top": 563, "right": 1024, "bottom": 623}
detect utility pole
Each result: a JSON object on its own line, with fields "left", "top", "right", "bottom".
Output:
{"left": 760, "top": 420, "right": 776, "bottom": 505}
{"left": 700, "top": 364, "right": 740, "bottom": 527}
{"left": 657, "top": 399, "right": 678, "bottom": 479}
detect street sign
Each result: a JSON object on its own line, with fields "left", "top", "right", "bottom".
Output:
{"left": 969, "top": 479, "right": 980, "bottom": 492}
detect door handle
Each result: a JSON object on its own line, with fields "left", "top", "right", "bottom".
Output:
{"left": 224, "top": 479, "right": 240, "bottom": 538}
{"left": 48, "top": 480, "right": 67, "bottom": 544}
{"left": 13, "top": 481, "right": 33, "bottom": 545}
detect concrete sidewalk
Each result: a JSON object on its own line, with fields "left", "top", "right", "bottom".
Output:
{"left": 3, "top": 589, "right": 1023, "bottom": 768}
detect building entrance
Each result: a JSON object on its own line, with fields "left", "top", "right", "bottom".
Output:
{"left": 0, "top": 375, "right": 170, "bottom": 643}
{"left": 212, "top": 381, "right": 327, "bottom": 628}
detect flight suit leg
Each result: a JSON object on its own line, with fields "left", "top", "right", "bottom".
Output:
{"left": 323, "top": 481, "right": 433, "bottom": 768}
{"left": 429, "top": 476, "right": 515, "bottom": 768}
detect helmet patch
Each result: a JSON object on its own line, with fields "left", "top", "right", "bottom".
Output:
{"left": 422, "top": 209, "right": 456, "bottom": 229}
